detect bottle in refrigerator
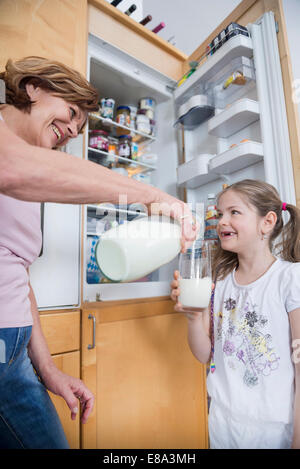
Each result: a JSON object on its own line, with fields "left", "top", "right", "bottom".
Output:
{"left": 204, "top": 194, "right": 219, "bottom": 241}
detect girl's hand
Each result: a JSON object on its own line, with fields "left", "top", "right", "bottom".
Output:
{"left": 170, "top": 270, "right": 203, "bottom": 320}
{"left": 170, "top": 270, "right": 215, "bottom": 320}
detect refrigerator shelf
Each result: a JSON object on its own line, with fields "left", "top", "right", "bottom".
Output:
{"left": 177, "top": 154, "right": 217, "bottom": 189}
{"left": 209, "top": 140, "right": 263, "bottom": 174}
{"left": 89, "top": 113, "right": 156, "bottom": 144}
{"left": 208, "top": 99, "right": 260, "bottom": 137}
{"left": 88, "top": 147, "right": 156, "bottom": 172}
{"left": 174, "top": 35, "right": 253, "bottom": 106}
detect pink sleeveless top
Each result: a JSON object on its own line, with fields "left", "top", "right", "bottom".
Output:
{"left": 0, "top": 113, "right": 42, "bottom": 327}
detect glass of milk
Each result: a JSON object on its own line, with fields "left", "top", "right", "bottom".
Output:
{"left": 178, "top": 241, "right": 212, "bottom": 310}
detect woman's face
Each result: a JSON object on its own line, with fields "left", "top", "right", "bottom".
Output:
{"left": 25, "top": 83, "right": 87, "bottom": 148}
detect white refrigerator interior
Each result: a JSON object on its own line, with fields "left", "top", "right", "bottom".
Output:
{"left": 84, "top": 34, "right": 180, "bottom": 302}
{"left": 83, "top": 12, "right": 296, "bottom": 303}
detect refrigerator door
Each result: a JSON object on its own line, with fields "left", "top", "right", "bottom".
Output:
{"left": 249, "top": 12, "right": 296, "bottom": 205}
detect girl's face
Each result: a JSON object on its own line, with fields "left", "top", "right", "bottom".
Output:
{"left": 216, "top": 190, "right": 263, "bottom": 254}
{"left": 25, "top": 84, "right": 87, "bottom": 149}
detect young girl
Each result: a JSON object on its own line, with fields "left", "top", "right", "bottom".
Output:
{"left": 171, "top": 179, "right": 300, "bottom": 449}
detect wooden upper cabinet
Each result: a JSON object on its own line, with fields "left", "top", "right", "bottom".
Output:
{"left": 88, "top": 0, "right": 187, "bottom": 81}
{"left": 0, "top": 0, "right": 88, "bottom": 74}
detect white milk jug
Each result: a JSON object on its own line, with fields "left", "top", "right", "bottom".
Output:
{"left": 95, "top": 215, "right": 181, "bottom": 282}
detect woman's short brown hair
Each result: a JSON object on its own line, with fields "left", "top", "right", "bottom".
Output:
{"left": 0, "top": 56, "right": 99, "bottom": 114}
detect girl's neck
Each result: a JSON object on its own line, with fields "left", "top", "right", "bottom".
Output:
{"left": 235, "top": 249, "right": 276, "bottom": 285}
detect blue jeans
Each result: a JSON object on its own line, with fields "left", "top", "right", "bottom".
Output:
{"left": 0, "top": 326, "right": 70, "bottom": 449}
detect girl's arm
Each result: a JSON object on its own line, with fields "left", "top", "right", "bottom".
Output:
{"left": 27, "top": 279, "right": 94, "bottom": 424}
{"left": 170, "top": 270, "right": 212, "bottom": 364}
{"left": 288, "top": 307, "right": 300, "bottom": 449}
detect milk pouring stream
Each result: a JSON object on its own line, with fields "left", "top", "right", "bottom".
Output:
{"left": 95, "top": 216, "right": 182, "bottom": 282}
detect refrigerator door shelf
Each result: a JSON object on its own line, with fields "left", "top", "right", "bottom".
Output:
{"left": 207, "top": 56, "right": 256, "bottom": 109}
{"left": 174, "top": 35, "right": 253, "bottom": 106}
{"left": 209, "top": 141, "right": 263, "bottom": 174}
{"left": 177, "top": 154, "right": 216, "bottom": 188}
{"left": 208, "top": 99, "right": 260, "bottom": 137}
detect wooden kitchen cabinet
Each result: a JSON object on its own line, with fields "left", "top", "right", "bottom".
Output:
{"left": 81, "top": 299, "right": 208, "bottom": 449}
{"left": 0, "top": 0, "right": 88, "bottom": 74}
{"left": 49, "top": 351, "right": 81, "bottom": 450}
{"left": 40, "top": 310, "right": 81, "bottom": 449}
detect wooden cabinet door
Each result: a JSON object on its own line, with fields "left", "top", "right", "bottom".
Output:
{"left": 0, "top": 0, "right": 87, "bottom": 74}
{"left": 81, "top": 301, "right": 208, "bottom": 449}
{"left": 40, "top": 310, "right": 81, "bottom": 449}
{"left": 49, "top": 351, "right": 81, "bottom": 449}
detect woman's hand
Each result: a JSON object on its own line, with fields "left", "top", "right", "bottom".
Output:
{"left": 149, "top": 193, "right": 198, "bottom": 253}
{"left": 40, "top": 365, "right": 94, "bottom": 424}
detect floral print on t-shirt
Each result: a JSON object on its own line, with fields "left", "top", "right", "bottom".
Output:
{"left": 215, "top": 296, "right": 280, "bottom": 387}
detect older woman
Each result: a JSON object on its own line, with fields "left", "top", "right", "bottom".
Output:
{"left": 0, "top": 57, "right": 195, "bottom": 449}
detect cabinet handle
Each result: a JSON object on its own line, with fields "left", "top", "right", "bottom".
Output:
{"left": 88, "top": 314, "right": 96, "bottom": 350}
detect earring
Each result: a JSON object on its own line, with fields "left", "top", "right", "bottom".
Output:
{"left": 261, "top": 233, "right": 268, "bottom": 240}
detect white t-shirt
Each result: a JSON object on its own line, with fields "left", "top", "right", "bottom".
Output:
{"left": 207, "top": 257, "right": 300, "bottom": 427}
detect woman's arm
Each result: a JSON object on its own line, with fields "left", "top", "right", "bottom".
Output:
{"left": 27, "top": 280, "right": 94, "bottom": 424}
{"left": 289, "top": 307, "right": 300, "bottom": 449}
{"left": 0, "top": 121, "right": 196, "bottom": 249}
{"left": 0, "top": 120, "right": 155, "bottom": 205}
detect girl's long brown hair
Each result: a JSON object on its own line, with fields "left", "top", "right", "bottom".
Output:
{"left": 212, "top": 179, "right": 300, "bottom": 281}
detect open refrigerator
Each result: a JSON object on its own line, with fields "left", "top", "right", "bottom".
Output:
{"left": 31, "top": 11, "right": 296, "bottom": 308}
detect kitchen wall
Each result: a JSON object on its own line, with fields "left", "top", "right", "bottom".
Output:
{"left": 282, "top": 0, "right": 300, "bottom": 122}
{"left": 104, "top": 0, "right": 143, "bottom": 21}
{"left": 142, "top": 0, "right": 242, "bottom": 53}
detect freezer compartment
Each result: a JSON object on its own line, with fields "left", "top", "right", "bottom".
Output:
{"left": 174, "top": 94, "right": 215, "bottom": 130}
{"left": 208, "top": 98, "right": 260, "bottom": 137}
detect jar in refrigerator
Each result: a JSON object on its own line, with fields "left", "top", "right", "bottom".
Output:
{"left": 118, "top": 135, "right": 132, "bottom": 160}
{"left": 100, "top": 98, "right": 115, "bottom": 119}
{"left": 116, "top": 106, "right": 131, "bottom": 127}
{"left": 150, "top": 119, "right": 156, "bottom": 136}
{"left": 108, "top": 136, "right": 118, "bottom": 154}
{"left": 139, "top": 97, "right": 156, "bottom": 112}
{"left": 89, "top": 130, "right": 109, "bottom": 152}
{"left": 131, "top": 142, "right": 139, "bottom": 160}
{"left": 145, "top": 108, "right": 155, "bottom": 120}
{"left": 136, "top": 110, "right": 151, "bottom": 135}
{"left": 128, "top": 105, "right": 138, "bottom": 129}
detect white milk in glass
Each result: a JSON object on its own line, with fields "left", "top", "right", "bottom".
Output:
{"left": 95, "top": 216, "right": 181, "bottom": 282}
{"left": 179, "top": 277, "right": 212, "bottom": 309}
